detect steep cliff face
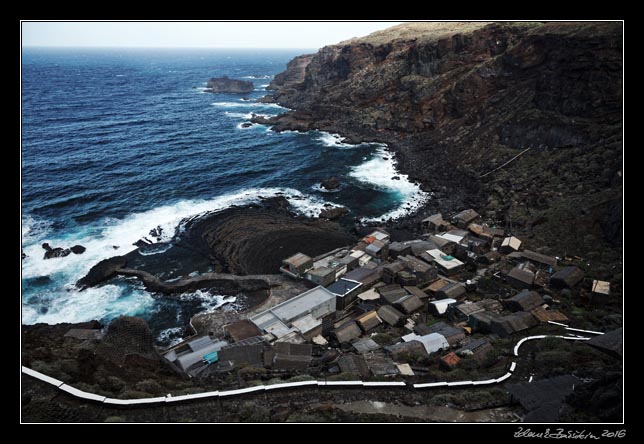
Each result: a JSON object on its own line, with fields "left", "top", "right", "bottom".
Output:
{"left": 261, "top": 22, "right": 623, "bottom": 257}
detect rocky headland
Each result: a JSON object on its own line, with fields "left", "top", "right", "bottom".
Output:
{"left": 205, "top": 76, "right": 254, "bottom": 94}
{"left": 255, "top": 21, "right": 623, "bottom": 261}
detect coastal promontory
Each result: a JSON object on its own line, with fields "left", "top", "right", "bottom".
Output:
{"left": 259, "top": 21, "right": 623, "bottom": 259}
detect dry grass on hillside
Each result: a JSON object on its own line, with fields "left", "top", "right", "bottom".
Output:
{"left": 338, "top": 21, "right": 545, "bottom": 46}
{"left": 338, "top": 22, "right": 492, "bottom": 46}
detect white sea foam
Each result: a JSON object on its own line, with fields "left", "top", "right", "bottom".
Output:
{"left": 236, "top": 122, "right": 256, "bottom": 130}
{"left": 22, "top": 215, "right": 52, "bottom": 244}
{"left": 224, "top": 111, "right": 253, "bottom": 119}
{"left": 241, "top": 75, "right": 273, "bottom": 79}
{"left": 313, "top": 131, "right": 378, "bottom": 149}
{"left": 156, "top": 327, "right": 185, "bottom": 347}
{"left": 349, "top": 146, "right": 429, "bottom": 222}
{"left": 179, "top": 290, "right": 236, "bottom": 313}
{"left": 211, "top": 102, "right": 286, "bottom": 109}
{"left": 21, "top": 187, "right": 338, "bottom": 325}
{"left": 23, "top": 187, "right": 333, "bottom": 281}
{"left": 21, "top": 284, "right": 155, "bottom": 325}
{"left": 259, "top": 84, "right": 269, "bottom": 88}
{"left": 115, "top": 74, "right": 126, "bottom": 77}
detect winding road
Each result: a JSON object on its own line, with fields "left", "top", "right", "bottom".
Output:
{"left": 21, "top": 322, "right": 601, "bottom": 406}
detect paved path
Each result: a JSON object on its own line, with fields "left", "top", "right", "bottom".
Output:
{"left": 21, "top": 323, "right": 600, "bottom": 406}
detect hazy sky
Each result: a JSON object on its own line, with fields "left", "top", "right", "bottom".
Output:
{"left": 21, "top": 21, "right": 404, "bottom": 49}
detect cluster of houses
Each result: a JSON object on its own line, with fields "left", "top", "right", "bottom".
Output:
{"left": 164, "top": 209, "right": 612, "bottom": 381}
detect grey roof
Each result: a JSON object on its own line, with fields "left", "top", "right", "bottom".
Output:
{"left": 366, "top": 239, "right": 387, "bottom": 254}
{"left": 307, "top": 266, "right": 336, "bottom": 277}
{"left": 427, "top": 235, "right": 454, "bottom": 247}
{"left": 550, "top": 266, "right": 584, "bottom": 289}
{"left": 507, "top": 265, "right": 535, "bottom": 286}
{"left": 456, "top": 338, "right": 492, "bottom": 354}
{"left": 506, "top": 290, "right": 545, "bottom": 312}
{"left": 327, "top": 278, "right": 362, "bottom": 297}
{"left": 385, "top": 340, "right": 428, "bottom": 360}
{"left": 491, "top": 311, "right": 538, "bottom": 336}
{"left": 454, "top": 301, "right": 485, "bottom": 317}
{"left": 188, "top": 336, "right": 214, "bottom": 352}
{"left": 273, "top": 354, "right": 312, "bottom": 370}
{"left": 408, "top": 241, "right": 438, "bottom": 256}
{"left": 587, "top": 328, "right": 622, "bottom": 358}
{"left": 437, "top": 282, "right": 466, "bottom": 299}
{"left": 423, "top": 213, "right": 445, "bottom": 224}
{"left": 217, "top": 344, "right": 263, "bottom": 367}
{"left": 399, "top": 255, "right": 434, "bottom": 272}
{"left": 283, "top": 252, "right": 313, "bottom": 267}
{"left": 251, "top": 286, "right": 336, "bottom": 327}
{"left": 345, "top": 267, "right": 378, "bottom": 281}
{"left": 468, "top": 311, "right": 500, "bottom": 331}
{"left": 343, "top": 267, "right": 380, "bottom": 286}
{"left": 351, "top": 337, "right": 381, "bottom": 354}
{"left": 428, "top": 323, "right": 465, "bottom": 338}
{"left": 366, "top": 355, "right": 399, "bottom": 376}
{"left": 453, "top": 209, "right": 479, "bottom": 222}
{"left": 507, "top": 375, "right": 580, "bottom": 412}
{"left": 175, "top": 340, "right": 228, "bottom": 370}
{"left": 338, "top": 354, "right": 371, "bottom": 377}
{"left": 377, "top": 305, "right": 406, "bottom": 326}
{"left": 383, "top": 261, "right": 406, "bottom": 274}
{"left": 389, "top": 242, "right": 410, "bottom": 252}
{"left": 379, "top": 285, "right": 409, "bottom": 304}
{"left": 477, "top": 299, "right": 503, "bottom": 313}
{"left": 414, "top": 323, "right": 438, "bottom": 336}
{"left": 395, "top": 294, "right": 424, "bottom": 314}
{"left": 404, "top": 285, "right": 428, "bottom": 299}
{"left": 333, "top": 321, "right": 362, "bottom": 343}
{"left": 521, "top": 250, "right": 557, "bottom": 268}
{"left": 274, "top": 342, "right": 312, "bottom": 356}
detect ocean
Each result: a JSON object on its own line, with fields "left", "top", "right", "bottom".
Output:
{"left": 21, "top": 47, "right": 427, "bottom": 344}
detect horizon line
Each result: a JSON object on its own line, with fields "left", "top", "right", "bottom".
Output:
{"left": 22, "top": 45, "right": 318, "bottom": 50}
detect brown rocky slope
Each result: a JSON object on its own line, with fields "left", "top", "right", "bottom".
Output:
{"left": 258, "top": 21, "right": 623, "bottom": 261}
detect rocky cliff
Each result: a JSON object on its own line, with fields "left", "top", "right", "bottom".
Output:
{"left": 260, "top": 22, "right": 623, "bottom": 259}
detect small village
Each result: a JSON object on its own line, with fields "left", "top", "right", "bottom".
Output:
{"left": 162, "top": 209, "right": 614, "bottom": 392}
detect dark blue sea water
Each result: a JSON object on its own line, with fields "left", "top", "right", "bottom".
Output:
{"left": 21, "top": 47, "right": 427, "bottom": 344}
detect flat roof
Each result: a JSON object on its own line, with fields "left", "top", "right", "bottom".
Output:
{"left": 437, "top": 233, "right": 464, "bottom": 243}
{"left": 284, "top": 252, "right": 312, "bottom": 266}
{"left": 423, "top": 213, "right": 444, "bottom": 223}
{"left": 370, "top": 230, "right": 389, "bottom": 241}
{"left": 307, "top": 266, "right": 335, "bottom": 277}
{"left": 426, "top": 249, "right": 465, "bottom": 269}
{"left": 357, "top": 288, "right": 380, "bottom": 301}
{"left": 291, "top": 314, "right": 322, "bottom": 334}
{"left": 429, "top": 298, "right": 458, "bottom": 314}
{"left": 251, "top": 285, "right": 337, "bottom": 329}
{"left": 327, "top": 278, "right": 362, "bottom": 297}
{"left": 592, "top": 280, "right": 610, "bottom": 295}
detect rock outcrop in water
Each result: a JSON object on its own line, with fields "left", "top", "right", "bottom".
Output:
{"left": 205, "top": 76, "right": 254, "bottom": 93}
{"left": 76, "top": 256, "right": 128, "bottom": 290}
{"left": 76, "top": 197, "right": 355, "bottom": 291}
{"left": 259, "top": 22, "right": 623, "bottom": 258}
{"left": 320, "top": 176, "right": 341, "bottom": 190}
